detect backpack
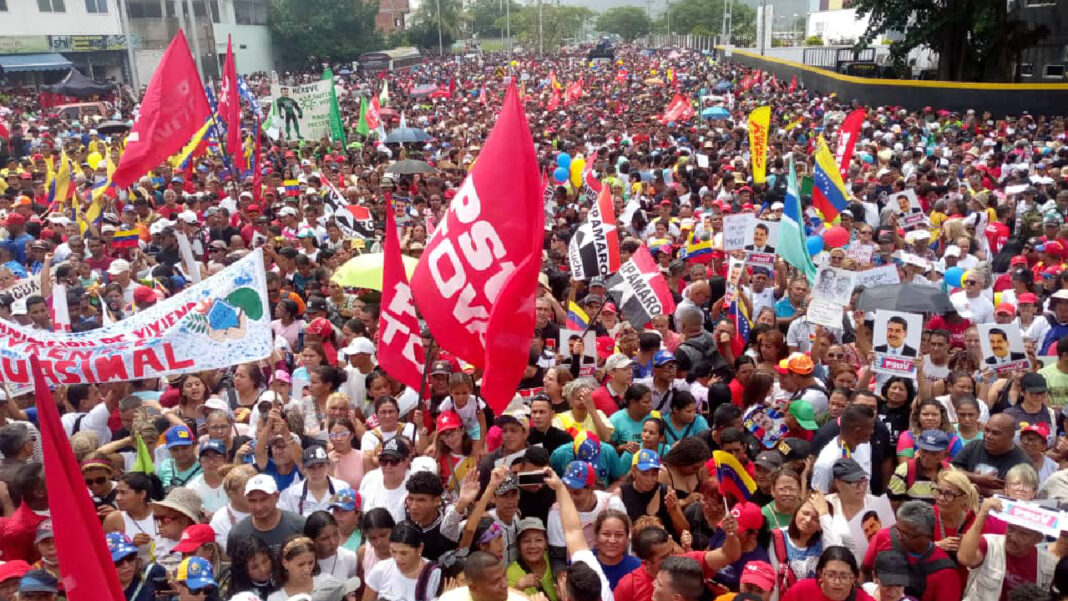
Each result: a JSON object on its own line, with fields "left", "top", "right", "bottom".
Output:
{"left": 770, "top": 529, "right": 799, "bottom": 593}
{"left": 903, "top": 457, "right": 951, "bottom": 489}
{"left": 415, "top": 561, "right": 443, "bottom": 601}
{"left": 887, "top": 531, "right": 957, "bottom": 599}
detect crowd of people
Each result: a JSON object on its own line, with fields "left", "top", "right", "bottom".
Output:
{"left": 1, "top": 39, "right": 1068, "bottom": 601}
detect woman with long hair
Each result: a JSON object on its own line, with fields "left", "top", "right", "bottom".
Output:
{"left": 542, "top": 366, "right": 574, "bottom": 414}
{"left": 741, "top": 369, "right": 775, "bottom": 412}
{"left": 896, "top": 398, "right": 963, "bottom": 462}
{"left": 932, "top": 469, "right": 979, "bottom": 555}
{"left": 360, "top": 395, "right": 418, "bottom": 472}
{"left": 508, "top": 517, "right": 559, "bottom": 600}
{"left": 768, "top": 491, "right": 842, "bottom": 596}
{"left": 729, "top": 356, "right": 756, "bottom": 407}
{"left": 663, "top": 390, "right": 709, "bottom": 449}
{"left": 304, "top": 510, "right": 358, "bottom": 581}
{"left": 432, "top": 411, "right": 476, "bottom": 502}
{"left": 328, "top": 417, "right": 364, "bottom": 491}
{"left": 763, "top": 468, "right": 804, "bottom": 532}
{"left": 758, "top": 330, "right": 790, "bottom": 372}
{"left": 228, "top": 363, "right": 265, "bottom": 412}
{"left": 172, "top": 373, "right": 209, "bottom": 431}
{"left": 780, "top": 546, "right": 875, "bottom": 601}
{"left": 592, "top": 509, "right": 639, "bottom": 590}
{"left": 301, "top": 365, "right": 347, "bottom": 442}
{"left": 228, "top": 535, "right": 278, "bottom": 600}
{"left": 362, "top": 522, "right": 441, "bottom": 601}
{"left": 876, "top": 376, "right": 916, "bottom": 446}
{"left": 659, "top": 437, "right": 711, "bottom": 509}
{"left": 208, "top": 465, "right": 255, "bottom": 550}
{"left": 266, "top": 536, "right": 335, "bottom": 601}
{"left": 201, "top": 409, "right": 249, "bottom": 463}
{"left": 356, "top": 508, "right": 396, "bottom": 586}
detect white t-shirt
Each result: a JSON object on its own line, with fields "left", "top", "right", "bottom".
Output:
{"left": 264, "top": 574, "right": 338, "bottom": 601}
{"left": 210, "top": 504, "right": 249, "bottom": 552}
{"left": 360, "top": 422, "right": 417, "bottom": 456}
{"left": 811, "top": 437, "right": 872, "bottom": 494}
{"left": 439, "top": 587, "right": 530, "bottom": 601}
{"left": 358, "top": 468, "right": 409, "bottom": 523}
{"left": 570, "top": 549, "right": 614, "bottom": 601}
{"left": 366, "top": 559, "right": 441, "bottom": 601}
{"left": 186, "top": 475, "right": 228, "bottom": 513}
{"left": 437, "top": 396, "right": 486, "bottom": 438}
{"left": 279, "top": 476, "right": 349, "bottom": 516}
{"left": 318, "top": 546, "right": 359, "bottom": 580}
{"left": 546, "top": 491, "right": 627, "bottom": 550}
{"left": 61, "top": 401, "right": 112, "bottom": 443}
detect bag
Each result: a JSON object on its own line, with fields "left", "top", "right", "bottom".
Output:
{"left": 770, "top": 529, "right": 799, "bottom": 592}
{"left": 415, "top": 561, "right": 443, "bottom": 601}
{"left": 888, "top": 532, "right": 956, "bottom": 598}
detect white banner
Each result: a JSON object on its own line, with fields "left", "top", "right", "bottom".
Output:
{"left": 855, "top": 265, "right": 900, "bottom": 289}
{"left": 0, "top": 273, "right": 42, "bottom": 313}
{"left": 0, "top": 249, "right": 272, "bottom": 389}
{"left": 268, "top": 80, "right": 333, "bottom": 141}
{"left": 991, "top": 496, "right": 1068, "bottom": 538}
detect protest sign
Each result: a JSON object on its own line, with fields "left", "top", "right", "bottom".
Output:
{"left": 871, "top": 310, "right": 922, "bottom": 377}
{"left": 890, "top": 190, "right": 926, "bottom": 228}
{"left": 722, "top": 214, "right": 753, "bottom": 251}
{"left": 812, "top": 266, "right": 856, "bottom": 306}
{"left": 745, "top": 404, "right": 787, "bottom": 449}
{"left": 807, "top": 298, "right": 845, "bottom": 330}
{"left": 991, "top": 496, "right": 1068, "bottom": 538}
{"left": 977, "top": 323, "right": 1030, "bottom": 374}
{"left": 855, "top": 265, "right": 900, "bottom": 289}
{"left": 846, "top": 243, "right": 875, "bottom": 265}
{"left": 0, "top": 273, "right": 42, "bottom": 313}
{"left": 560, "top": 329, "right": 597, "bottom": 377}
{"left": 0, "top": 249, "right": 272, "bottom": 389}
{"left": 268, "top": 80, "right": 334, "bottom": 141}
{"left": 745, "top": 219, "right": 779, "bottom": 267}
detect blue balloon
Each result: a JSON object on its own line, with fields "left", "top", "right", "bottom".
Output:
{"left": 945, "top": 266, "right": 964, "bottom": 289}
{"left": 557, "top": 153, "right": 571, "bottom": 170}
{"left": 553, "top": 166, "right": 569, "bottom": 183}
{"left": 806, "top": 235, "right": 824, "bottom": 256}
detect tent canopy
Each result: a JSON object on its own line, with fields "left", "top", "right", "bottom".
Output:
{"left": 0, "top": 53, "right": 73, "bottom": 73}
{"left": 42, "top": 69, "right": 114, "bottom": 97}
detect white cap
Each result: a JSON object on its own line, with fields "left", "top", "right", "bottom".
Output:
{"left": 244, "top": 473, "right": 278, "bottom": 496}
{"left": 343, "top": 337, "right": 376, "bottom": 356}
{"left": 107, "top": 258, "right": 131, "bottom": 275}
{"left": 178, "top": 210, "right": 199, "bottom": 224}
{"left": 278, "top": 207, "right": 298, "bottom": 217}
{"left": 202, "top": 396, "right": 231, "bottom": 415}
{"left": 605, "top": 353, "right": 633, "bottom": 371}
{"left": 944, "top": 245, "right": 961, "bottom": 258}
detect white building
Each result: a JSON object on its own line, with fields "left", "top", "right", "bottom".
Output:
{"left": 0, "top": 0, "right": 132, "bottom": 85}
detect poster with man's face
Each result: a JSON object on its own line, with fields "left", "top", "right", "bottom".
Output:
{"left": 812, "top": 266, "right": 856, "bottom": 306}
{"left": 745, "top": 219, "right": 780, "bottom": 267}
{"left": 560, "top": 329, "right": 597, "bottom": 359}
{"left": 892, "top": 190, "right": 926, "bottom": 228}
{"left": 872, "top": 310, "right": 923, "bottom": 377}
{"left": 978, "top": 323, "right": 1029, "bottom": 374}
{"left": 743, "top": 404, "right": 787, "bottom": 449}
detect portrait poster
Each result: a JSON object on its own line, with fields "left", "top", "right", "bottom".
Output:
{"left": 871, "top": 310, "right": 922, "bottom": 377}
{"left": 745, "top": 219, "right": 779, "bottom": 267}
{"left": 812, "top": 266, "right": 856, "bottom": 306}
{"left": 744, "top": 404, "right": 787, "bottom": 449}
{"left": 977, "top": 323, "right": 1030, "bottom": 374}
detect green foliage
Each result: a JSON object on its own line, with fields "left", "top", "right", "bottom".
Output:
{"left": 468, "top": 0, "right": 523, "bottom": 37}
{"left": 849, "top": 0, "right": 1049, "bottom": 81}
{"left": 663, "top": 0, "right": 754, "bottom": 41}
{"left": 502, "top": 4, "right": 595, "bottom": 51}
{"left": 596, "top": 6, "right": 652, "bottom": 42}
{"left": 689, "top": 25, "right": 714, "bottom": 37}
{"left": 804, "top": 34, "right": 823, "bottom": 46}
{"left": 407, "top": 0, "right": 464, "bottom": 53}
{"left": 269, "top": 0, "right": 383, "bottom": 67}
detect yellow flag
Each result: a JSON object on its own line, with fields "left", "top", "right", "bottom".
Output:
{"left": 747, "top": 106, "right": 771, "bottom": 185}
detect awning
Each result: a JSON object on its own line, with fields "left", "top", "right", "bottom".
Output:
{"left": 0, "top": 53, "right": 74, "bottom": 73}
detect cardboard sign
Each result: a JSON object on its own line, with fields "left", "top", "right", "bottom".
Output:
{"left": 891, "top": 190, "right": 927, "bottom": 228}
{"left": 991, "top": 496, "right": 1068, "bottom": 538}
{"left": 808, "top": 298, "right": 845, "bottom": 330}
{"left": 745, "top": 219, "right": 780, "bottom": 266}
{"left": 977, "top": 323, "right": 1030, "bottom": 374}
{"left": 813, "top": 266, "right": 857, "bottom": 306}
{"left": 722, "top": 213, "right": 754, "bottom": 251}
{"left": 744, "top": 404, "right": 787, "bottom": 449}
{"left": 0, "top": 273, "right": 42, "bottom": 313}
{"left": 846, "top": 243, "right": 875, "bottom": 265}
{"left": 855, "top": 265, "right": 900, "bottom": 289}
{"left": 871, "top": 310, "right": 922, "bottom": 377}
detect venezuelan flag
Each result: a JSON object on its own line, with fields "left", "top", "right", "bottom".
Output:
{"left": 110, "top": 229, "right": 140, "bottom": 249}
{"left": 812, "top": 135, "right": 850, "bottom": 221}
{"left": 728, "top": 298, "right": 751, "bottom": 358}
{"left": 170, "top": 118, "right": 215, "bottom": 170}
{"left": 91, "top": 153, "right": 118, "bottom": 202}
{"left": 713, "top": 450, "right": 756, "bottom": 503}
{"left": 284, "top": 179, "right": 300, "bottom": 197}
{"left": 566, "top": 301, "right": 589, "bottom": 331}
{"left": 47, "top": 150, "right": 72, "bottom": 207}
{"left": 680, "top": 231, "right": 713, "bottom": 264}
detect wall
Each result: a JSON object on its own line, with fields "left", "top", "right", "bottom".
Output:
{"left": 212, "top": 24, "right": 274, "bottom": 73}
{"left": 0, "top": 1, "right": 124, "bottom": 37}
{"left": 1018, "top": 1, "right": 1068, "bottom": 81}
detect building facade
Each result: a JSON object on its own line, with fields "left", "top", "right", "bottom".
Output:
{"left": 1017, "top": 0, "right": 1068, "bottom": 80}
{"left": 375, "top": 0, "right": 409, "bottom": 33}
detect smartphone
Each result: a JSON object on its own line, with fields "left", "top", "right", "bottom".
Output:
{"left": 517, "top": 471, "right": 546, "bottom": 486}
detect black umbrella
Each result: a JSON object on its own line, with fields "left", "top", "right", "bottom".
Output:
{"left": 385, "top": 159, "right": 436, "bottom": 175}
{"left": 855, "top": 283, "right": 954, "bottom": 314}
{"left": 384, "top": 127, "right": 432, "bottom": 144}
{"left": 96, "top": 120, "right": 130, "bottom": 135}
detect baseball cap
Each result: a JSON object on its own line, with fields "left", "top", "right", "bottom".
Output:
{"left": 780, "top": 353, "right": 814, "bottom": 376}
{"left": 430, "top": 360, "right": 453, "bottom": 376}
{"left": 788, "top": 401, "right": 819, "bottom": 430}
{"left": 995, "top": 302, "right": 1016, "bottom": 316}
{"left": 199, "top": 439, "right": 226, "bottom": 456}
{"left": 589, "top": 276, "right": 607, "bottom": 289}
{"left": 495, "top": 475, "right": 520, "bottom": 496}
{"left": 173, "top": 524, "right": 216, "bottom": 553}
{"left": 106, "top": 532, "right": 139, "bottom": 562}
{"left": 873, "top": 552, "right": 910, "bottom": 587}
{"left": 245, "top": 473, "right": 279, "bottom": 496}
{"left": 107, "top": 258, "right": 131, "bottom": 275}
{"left": 1022, "top": 372, "right": 1048, "bottom": 393}
{"left": 944, "top": 245, "right": 961, "bottom": 258}
{"left": 176, "top": 557, "right": 217, "bottom": 591}
{"left": 776, "top": 437, "right": 812, "bottom": 461}
{"left": 165, "top": 425, "right": 195, "bottom": 448}
{"left": 378, "top": 437, "right": 410, "bottom": 460}
{"left": 327, "top": 488, "right": 361, "bottom": 512}
{"left": 725, "top": 501, "right": 764, "bottom": 532}
{"left": 303, "top": 445, "right": 329, "bottom": 466}
{"left": 633, "top": 449, "right": 661, "bottom": 471}
{"left": 602, "top": 302, "right": 618, "bottom": 315}
{"left": 34, "top": 520, "right": 54, "bottom": 544}
{"left": 306, "top": 298, "right": 329, "bottom": 314}
{"left": 343, "top": 337, "right": 375, "bottom": 356}
{"left": 19, "top": 570, "right": 58, "bottom": 594}
{"left": 574, "top": 430, "right": 601, "bottom": 463}
{"left": 1018, "top": 292, "right": 1040, "bottom": 305}
{"left": 1020, "top": 423, "right": 1051, "bottom": 442}
{"left": 605, "top": 353, "right": 634, "bottom": 371}
{"left": 436, "top": 411, "right": 463, "bottom": 433}
{"left": 561, "top": 461, "right": 597, "bottom": 489}
{"left": 754, "top": 451, "right": 784, "bottom": 471}
{"left": 0, "top": 561, "right": 31, "bottom": 585}
{"left": 1039, "top": 241, "right": 1065, "bottom": 257}
{"left": 516, "top": 517, "right": 547, "bottom": 537}
{"left": 653, "top": 350, "right": 677, "bottom": 367}
{"left": 740, "top": 561, "right": 775, "bottom": 592}
{"left": 1009, "top": 256, "right": 1029, "bottom": 267}
{"left": 915, "top": 429, "right": 950, "bottom": 452}
{"left": 494, "top": 408, "right": 530, "bottom": 430}
{"left": 831, "top": 458, "right": 868, "bottom": 482}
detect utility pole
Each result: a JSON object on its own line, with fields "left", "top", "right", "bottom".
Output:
{"left": 436, "top": 0, "right": 444, "bottom": 56}
{"left": 183, "top": 0, "right": 204, "bottom": 81}
{"left": 538, "top": 0, "right": 544, "bottom": 55}
{"left": 759, "top": 0, "right": 766, "bottom": 55}
{"left": 118, "top": 0, "right": 138, "bottom": 89}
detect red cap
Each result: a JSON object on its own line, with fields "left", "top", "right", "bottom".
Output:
{"left": 995, "top": 302, "right": 1016, "bottom": 315}
{"left": 247, "top": 204, "right": 262, "bottom": 213}
{"left": 724, "top": 501, "right": 764, "bottom": 532}
{"left": 284, "top": 151, "right": 296, "bottom": 158}
{"left": 19, "top": 172, "right": 31, "bottom": 180}
{"left": 436, "top": 411, "right": 463, "bottom": 433}
{"left": 1020, "top": 423, "right": 1051, "bottom": 441}
{"left": 1018, "top": 292, "right": 1040, "bottom": 305}
{"left": 172, "top": 524, "right": 216, "bottom": 553}
{"left": 133, "top": 286, "right": 157, "bottom": 306}
{"left": 596, "top": 336, "right": 615, "bottom": 360}
{"left": 740, "top": 561, "right": 775, "bottom": 592}
{"left": 444, "top": 189, "right": 456, "bottom": 199}
{"left": 602, "top": 302, "right": 617, "bottom": 314}
{"left": 5, "top": 212, "right": 26, "bottom": 226}
{"left": 0, "top": 560, "right": 31, "bottom": 583}
{"left": 1041, "top": 241, "right": 1065, "bottom": 257}
{"left": 1010, "top": 256, "right": 1029, "bottom": 267}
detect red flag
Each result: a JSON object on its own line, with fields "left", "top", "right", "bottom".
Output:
{"left": 788, "top": 76, "right": 797, "bottom": 93}
{"left": 661, "top": 93, "right": 694, "bottom": 124}
{"left": 30, "top": 355, "right": 125, "bottom": 601}
{"left": 547, "top": 87, "right": 562, "bottom": 111}
{"left": 379, "top": 194, "right": 427, "bottom": 391}
{"left": 220, "top": 36, "right": 242, "bottom": 169}
{"left": 410, "top": 83, "right": 544, "bottom": 414}
{"left": 448, "top": 76, "right": 457, "bottom": 97}
{"left": 564, "top": 79, "right": 583, "bottom": 105}
{"left": 113, "top": 30, "right": 210, "bottom": 187}
{"left": 835, "top": 108, "right": 867, "bottom": 178}
{"left": 0, "top": 118, "right": 8, "bottom": 141}
{"left": 251, "top": 117, "right": 263, "bottom": 203}
{"left": 365, "top": 96, "right": 381, "bottom": 131}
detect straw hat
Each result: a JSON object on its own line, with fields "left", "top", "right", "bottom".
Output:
{"left": 149, "top": 487, "right": 203, "bottom": 524}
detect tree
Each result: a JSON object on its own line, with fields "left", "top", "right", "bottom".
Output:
{"left": 505, "top": 4, "right": 594, "bottom": 51}
{"left": 850, "top": 0, "right": 1049, "bottom": 82}
{"left": 596, "top": 7, "right": 652, "bottom": 42}
{"left": 663, "top": 0, "right": 754, "bottom": 42}
{"left": 406, "top": 0, "right": 464, "bottom": 54}
{"left": 467, "top": 0, "right": 523, "bottom": 37}
{"left": 269, "top": 0, "right": 383, "bottom": 67}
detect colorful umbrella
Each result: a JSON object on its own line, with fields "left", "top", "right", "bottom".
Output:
{"left": 332, "top": 253, "right": 418, "bottom": 290}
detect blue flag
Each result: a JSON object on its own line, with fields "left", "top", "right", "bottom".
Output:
{"left": 776, "top": 155, "right": 818, "bottom": 283}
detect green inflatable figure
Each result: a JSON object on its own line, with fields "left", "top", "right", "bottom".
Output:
{"left": 276, "top": 88, "right": 303, "bottom": 140}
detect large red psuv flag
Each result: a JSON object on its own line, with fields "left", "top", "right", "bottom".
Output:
{"left": 410, "top": 83, "right": 544, "bottom": 414}
{"left": 379, "top": 194, "right": 427, "bottom": 391}
{"left": 834, "top": 108, "right": 866, "bottom": 178}
{"left": 31, "top": 356, "right": 125, "bottom": 601}
{"left": 220, "top": 35, "right": 242, "bottom": 168}
{"left": 606, "top": 245, "right": 677, "bottom": 328}
{"left": 113, "top": 30, "right": 210, "bottom": 187}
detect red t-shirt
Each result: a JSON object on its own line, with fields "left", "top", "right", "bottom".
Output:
{"left": 592, "top": 383, "right": 624, "bottom": 417}
{"left": 781, "top": 578, "right": 876, "bottom": 601}
{"left": 984, "top": 222, "right": 1010, "bottom": 256}
{"left": 861, "top": 528, "right": 962, "bottom": 601}
{"left": 978, "top": 537, "right": 1038, "bottom": 601}
{"left": 613, "top": 565, "right": 653, "bottom": 601}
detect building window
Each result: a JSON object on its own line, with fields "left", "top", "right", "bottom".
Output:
{"left": 128, "top": 0, "right": 162, "bottom": 18}
{"left": 209, "top": 0, "right": 219, "bottom": 22}
{"left": 1020, "top": 63, "right": 1034, "bottom": 77}
{"left": 234, "top": 0, "right": 267, "bottom": 25}
{"left": 85, "top": 0, "right": 107, "bottom": 12}
{"left": 1024, "top": 0, "right": 1056, "bottom": 6}
{"left": 38, "top": 0, "right": 66, "bottom": 11}
{"left": 0, "top": 0, "right": 8, "bottom": 11}
{"left": 1044, "top": 64, "right": 1065, "bottom": 78}
{"left": 165, "top": 1, "right": 176, "bottom": 16}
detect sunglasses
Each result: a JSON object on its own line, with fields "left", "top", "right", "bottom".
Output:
{"left": 85, "top": 476, "right": 109, "bottom": 486}
{"left": 378, "top": 456, "right": 403, "bottom": 466}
